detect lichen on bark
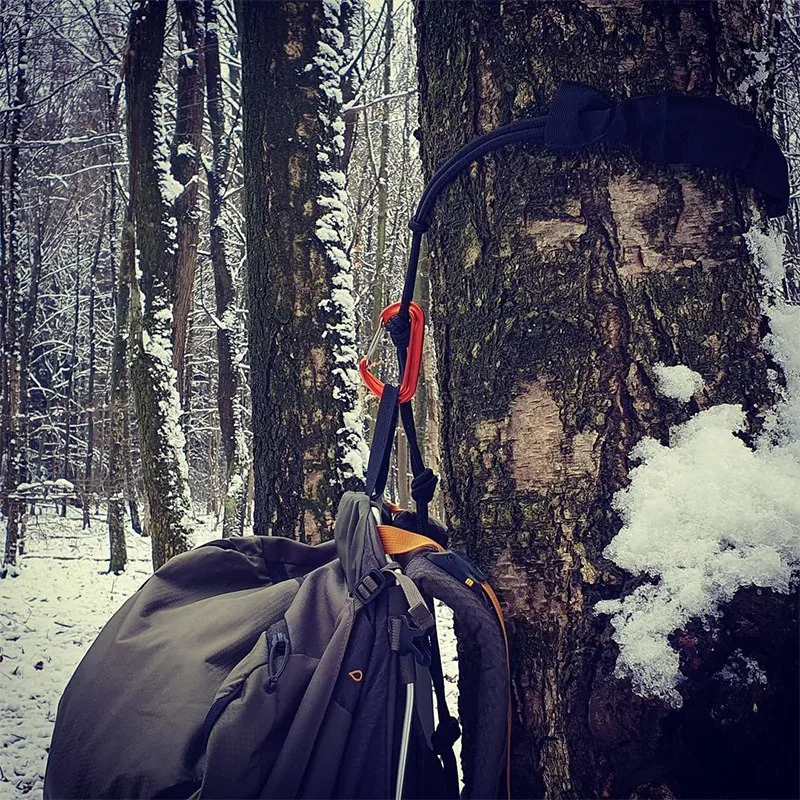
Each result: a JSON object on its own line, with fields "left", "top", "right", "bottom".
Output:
{"left": 415, "top": 1, "right": 796, "bottom": 797}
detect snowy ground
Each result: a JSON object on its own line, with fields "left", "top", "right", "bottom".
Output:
{"left": 0, "top": 506, "right": 460, "bottom": 798}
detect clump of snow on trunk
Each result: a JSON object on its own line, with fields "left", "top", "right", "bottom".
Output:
{"left": 652, "top": 362, "right": 704, "bottom": 403}
{"left": 596, "top": 226, "right": 800, "bottom": 708}
{"left": 313, "top": 0, "right": 369, "bottom": 483}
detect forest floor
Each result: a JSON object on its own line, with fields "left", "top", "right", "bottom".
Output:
{"left": 0, "top": 505, "right": 459, "bottom": 799}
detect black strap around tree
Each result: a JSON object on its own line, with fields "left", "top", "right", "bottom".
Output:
{"left": 369, "top": 79, "right": 789, "bottom": 506}
{"left": 364, "top": 80, "right": 789, "bottom": 798}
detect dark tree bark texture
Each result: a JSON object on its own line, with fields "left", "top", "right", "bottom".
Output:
{"left": 125, "top": 0, "right": 194, "bottom": 570}
{"left": 171, "top": 0, "right": 205, "bottom": 403}
{"left": 415, "top": 2, "right": 797, "bottom": 798}
{"left": 237, "top": 0, "right": 364, "bottom": 543}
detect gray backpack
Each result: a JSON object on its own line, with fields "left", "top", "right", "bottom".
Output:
{"left": 44, "top": 492, "right": 510, "bottom": 799}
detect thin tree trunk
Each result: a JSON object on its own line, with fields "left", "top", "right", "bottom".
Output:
{"left": 416, "top": 2, "right": 796, "bottom": 797}
{"left": 1, "top": 0, "right": 32, "bottom": 577}
{"left": 205, "top": 0, "right": 249, "bottom": 538}
{"left": 237, "top": 0, "right": 367, "bottom": 542}
{"left": 171, "top": 0, "right": 205, "bottom": 406}
{"left": 125, "top": 0, "right": 195, "bottom": 570}
{"left": 123, "top": 401, "right": 142, "bottom": 535}
{"left": 107, "top": 162, "right": 132, "bottom": 573}
{"left": 61, "top": 233, "right": 81, "bottom": 518}
{"left": 83, "top": 207, "right": 105, "bottom": 529}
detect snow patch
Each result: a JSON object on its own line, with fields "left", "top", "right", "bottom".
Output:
{"left": 596, "top": 226, "right": 800, "bottom": 707}
{"left": 653, "top": 363, "right": 705, "bottom": 403}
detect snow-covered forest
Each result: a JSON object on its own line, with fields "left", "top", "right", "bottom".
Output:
{"left": 1, "top": 0, "right": 799, "bottom": 798}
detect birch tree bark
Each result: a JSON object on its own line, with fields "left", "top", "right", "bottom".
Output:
{"left": 416, "top": 1, "right": 797, "bottom": 797}
{"left": 237, "top": 0, "right": 368, "bottom": 542}
{"left": 125, "top": 0, "right": 195, "bottom": 570}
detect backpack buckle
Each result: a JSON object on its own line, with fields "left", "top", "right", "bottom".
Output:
{"left": 354, "top": 568, "right": 390, "bottom": 605}
{"left": 393, "top": 614, "right": 432, "bottom": 667}
{"left": 426, "top": 550, "right": 488, "bottom": 597}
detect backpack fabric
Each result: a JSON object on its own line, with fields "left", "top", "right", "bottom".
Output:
{"left": 44, "top": 492, "right": 509, "bottom": 799}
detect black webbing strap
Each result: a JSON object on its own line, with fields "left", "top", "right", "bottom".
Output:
{"left": 545, "top": 81, "right": 789, "bottom": 218}
{"left": 397, "top": 80, "right": 788, "bottom": 319}
{"left": 428, "top": 610, "right": 460, "bottom": 798}
{"left": 365, "top": 384, "right": 399, "bottom": 498}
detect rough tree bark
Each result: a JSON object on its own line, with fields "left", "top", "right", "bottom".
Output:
{"left": 107, "top": 178, "right": 133, "bottom": 574}
{"left": 205, "top": 0, "right": 249, "bottom": 538}
{"left": 171, "top": 0, "right": 205, "bottom": 405}
{"left": 237, "top": 0, "right": 367, "bottom": 542}
{"left": 0, "top": 0, "right": 32, "bottom": 576}
{"left": 416, "top": 2, "right": 797, "bottom": 798}
{"left": 125, "top": 0, "right": 195, "bottom": 570}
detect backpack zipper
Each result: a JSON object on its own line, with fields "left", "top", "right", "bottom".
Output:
{"left": 265, "top": 626, "right": 290, "bottom": 693}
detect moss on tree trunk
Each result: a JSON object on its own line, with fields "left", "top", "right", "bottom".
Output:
{"left": 415, "top": 1, "right": 797, "bottom": 797}
{"left": 237, "top": 0, "right": 365, "bottom": 543}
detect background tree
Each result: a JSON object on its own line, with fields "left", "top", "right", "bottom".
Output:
{"left": 415, "top": 1, "right": 797, "bottom": 798}
{"left": 124, "top": 0, "right": 195, "bottom": 570}
{"left": 204, "top": 0, "right": 250, "bottom": 537}
{"left": 237, "top": 0, "right": 368, "bottom": 542}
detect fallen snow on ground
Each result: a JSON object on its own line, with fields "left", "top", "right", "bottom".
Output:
{"left": 0, "top": 507, "right": 221, "bottom": 799}
{"left": 0, "top": 507, "right": 461, "bottom": 797}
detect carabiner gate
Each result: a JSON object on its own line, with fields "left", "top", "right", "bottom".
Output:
{"left": 358, "top": 301, "right": 425, "bottom": 404}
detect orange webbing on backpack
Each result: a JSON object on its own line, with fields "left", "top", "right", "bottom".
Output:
{"left": 376, "top": 525, "right": 445, "bottom": 555}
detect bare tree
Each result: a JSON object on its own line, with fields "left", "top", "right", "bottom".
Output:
{"left": 416, "top": 1, "right": 796, "bottom": 797}
{"left": 205, "top": 0, "right": 249, "bottom": 537}
{"left": 1, "top": 0, "right": 33, "bottom": 576}
{"left": 125, "top": 0, "right": 195, "bottom": 570}
{"left": 237, "top": 0, "right": 367, "bottom": 542}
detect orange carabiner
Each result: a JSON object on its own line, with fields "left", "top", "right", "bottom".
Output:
{"left": 358, "top": 302, "right": 425, "bottom": 404}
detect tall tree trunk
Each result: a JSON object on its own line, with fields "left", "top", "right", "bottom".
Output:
{"left": 83, "top": 207, "right": 105, "bottom": 529}
{"left": 171, "top": 0, "right": 205, "bottom": 406}
{"left": 237, "top": 0, "right": 367, "bottom": 543}
{"left": 107, "top": 163, "right": 132, "bottom": 573}
{"left": 125, "top": 0, "right": 195, "bottom": 570}
{"left": 205, "top": 0, "right": 249, "bottom": 538}
{"left": 416, "top": 2, "right": 796, "bottom": 798}
{"left": 1, "top": 0, "right": 32, "bottom": 577}
{"left": 61, "top": 233, "right": 81, "bottom": 517}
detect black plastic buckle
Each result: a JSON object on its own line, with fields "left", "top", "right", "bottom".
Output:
{"left": 397, "top": 615, "right": 432, "bottom": 667}
{"left": 354, "top": 568, "right": 389, "bottom": 605}
{"left": 426, "top": 549, "right": 488, "bottom": 597}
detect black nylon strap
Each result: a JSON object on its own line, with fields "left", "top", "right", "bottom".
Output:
{"left": 428, "top": 610, "right": 460, "bottom": 799}
{"left": 365, "top": 384, "right": 400, "bottom": 498}
{"left": 545, "top": 81, "right": 789, "bottom": 218}
{"left": 398, "top": 80, "right": 788, "bottom": 317}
